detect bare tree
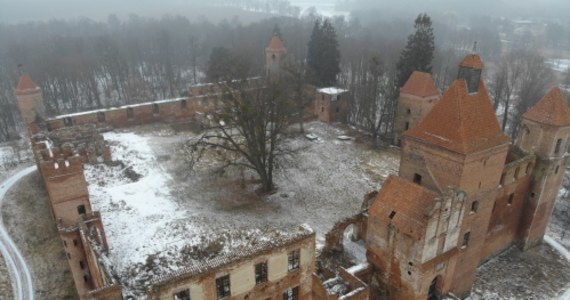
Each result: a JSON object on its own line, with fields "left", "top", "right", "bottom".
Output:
{"left": 186, "top": 76, "right": 296, "bottom": 193}
{"left": 349, "top": 56, "right": 398, "bottom": 147}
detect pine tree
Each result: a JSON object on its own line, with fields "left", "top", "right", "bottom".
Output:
{"left": 319, "top": 20, "right": 341, "bottom": 86}
{"left": 396, "top": 14, "right": 435, "bottom": 87}
{"left": 306, "top": 20, "right": 341, "bottom": 86}
{"left": 306, "top": 20, "right": 321, "bottom": 84}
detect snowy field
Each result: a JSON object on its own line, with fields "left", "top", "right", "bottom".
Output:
{"left": 84, "top": 122, "right": 399, "bottom": 298}
{"left": 546, "top": 58, "right": 570, "bottom": 73}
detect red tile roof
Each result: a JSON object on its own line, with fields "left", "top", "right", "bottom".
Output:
{"left": 400, "top": 71, "right": 440, "bottom": 97}
{"left": 404, "top": 79, "right": 510, "bottom": 154}
{"left": 15, "top": 75, "right": 41, "bottom": 96}
{"left": 523, "top": 87, "right": 570, "bottom": 126}
{"left": 266, "top": 35, "right": 286, "bottom": 53}
{"left": 369, "top": 175, "right": 438, "bottom": 240}
{"left": 460, "top": 54, "right": 484, "bottom": 69}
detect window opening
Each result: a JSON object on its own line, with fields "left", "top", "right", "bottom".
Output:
{"left": 283, "top": 286, "right": 299, "bottom": 300}
{"left": 173, "top": 289, "right": 190, "bottom": 300}
{"left": 216, "top": 275, "right": 231, "bottom": 299}
{"left": 77, "top": 205, "right": 86, "bottom": 215}
{"left": 288, "top": 249, "right": 300, "bottom": 271}
{"left": 63, "top": 117, "right": 73, "bottom": 127}
{"left": 508, "top": 194, "right": 514, "bottom": 206}
{"left": 255, "top": 261, "right": 268, "bottom": 284}
{"left": 555, "top": 139, "right": 562, "bottom": 154}
{"left": 471, "top": 201, "right": 479, "bottom": 213}
{"left": 413, "top": 173, "right": 422, "bottom": 185}
{"left": 127, "top": 107, "right": 134, "bottom": 120}
{"left": 462, "top": 232, "right": 470, "bottom": 248}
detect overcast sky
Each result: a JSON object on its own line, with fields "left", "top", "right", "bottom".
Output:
{"left": 1, "top": 0, "right": 570, "bottom": 24}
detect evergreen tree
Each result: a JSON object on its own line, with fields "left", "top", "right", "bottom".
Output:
{"left": 396, "top": 14, "right": 435, "bottom": 87}
{"left": 306, "top": 20, "right": 321, "bottom": 84}
{"left": 306, "top": 20, "right": 341, "bottom": 86}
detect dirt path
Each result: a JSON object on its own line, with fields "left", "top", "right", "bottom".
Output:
{"left": 2, "top": 171, "right": 78, "bottom": 300}
{"left": 0, "top": 166, "right": 36, "bottom": 300}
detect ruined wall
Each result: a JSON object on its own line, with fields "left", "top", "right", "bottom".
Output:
{"left": 60, "top": 228, "right": 93, "bottom": 298}
{"left": 37, "top": 153, "right": 92, "bottom": 227}
{"left": 148, "top": 233, "right": 315, "bottom": 300}
{"left": 43, "top": 96, "right": 213, "bottom": 133}
{"left": 314, "top": 92, "right": 348, "bottom": 124}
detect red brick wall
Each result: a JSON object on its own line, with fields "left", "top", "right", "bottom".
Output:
{"left": 482, "top": 155, "right": 534, "bottom": 259}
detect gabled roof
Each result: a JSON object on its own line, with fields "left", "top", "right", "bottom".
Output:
{"left": 523, "top": 87, "right": 570, "bottom": 127}
{"left": 400, "top": 71, "right": 440, "bottom": 98}
{"left": 404, "top": 79, "right": 510, "bottom": 154}
{"left": 266, "top": 35, "right": 286, "bottom": 53}
{"left": 15, "top": 75, "right": 41, "bottom": 96}
{"left": 459, "top": 54, "right": 484, "bottom": 69}
{"left": 369, "top": 175, "right": 438, "bottom": 240}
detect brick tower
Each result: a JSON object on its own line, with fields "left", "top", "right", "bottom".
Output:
{"left": 14, "top": 75, "right": 46, "bottom": 135}
{"left": 399, "top": 54, "right": 511, "bottom": 297}
{"left": 516, "top": 87, "right": 570, "bottom": 249}
{"left": 265, "top": 34, "right": 287, "bottom": 79}
{"left": 393, "top": 71, "right": 440, "bottom": 145}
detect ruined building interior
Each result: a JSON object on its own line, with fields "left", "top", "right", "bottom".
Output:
{"left": 11, "top": 33, "right": 570, "bottom": 300}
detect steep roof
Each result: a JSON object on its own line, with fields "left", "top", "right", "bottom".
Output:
{"left": 15, "top": 75, "right": 41, "bottom": 96}
{"left": 523, "top": 87, "right": 570, "bottom": 126}
{"left": 400, "top": 71, "right": 440, "bottom": 97}
{"left": 404, "top": 79, "right": 510, "bottom": 154}
{"left": 369, "top": 175, "right": 438, "bottom": 240}
{"left": 266, "top": 35, "right": 286, "bottom": 53}
{"left": 459, "top": 54, "right": 484, "bottom": 69}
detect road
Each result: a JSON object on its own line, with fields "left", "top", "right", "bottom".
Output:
{"left": 0, "top": 165, "right": 36, "bottom": 300}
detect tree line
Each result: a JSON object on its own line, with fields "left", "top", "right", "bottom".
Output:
{"left": 0, "top": 10, "right": 565, "bottom": 144}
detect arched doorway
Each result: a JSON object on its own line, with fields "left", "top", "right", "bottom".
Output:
{"left": 427, "top": 276, "right": 441, "bottom": 300}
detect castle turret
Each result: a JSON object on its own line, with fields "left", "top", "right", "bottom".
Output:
{"left": 516, "top": 87, "right": 570, "bottom": 249}
{"left": 457, "top": 54, "right": 483, "bottom": 94}
{"left": 265, "top": 34, "right": 287, "bottom": 79}
{"left": 14, "top": 75, "right": 45, "bottom": 125}
{"left": 393, "top": 71, "right": 440, "bottom": 145}
{"left": 400, "top": 54, "right": 511, "bottom": 297}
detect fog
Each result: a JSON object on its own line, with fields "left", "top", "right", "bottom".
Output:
{"left": 2, "top": 0, "right": 570, "bottom": 24}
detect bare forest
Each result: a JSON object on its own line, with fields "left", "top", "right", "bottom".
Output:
{"left": 1, "top": 1, "right": 569, "bottom": 144}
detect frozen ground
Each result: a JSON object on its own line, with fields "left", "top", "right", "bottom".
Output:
{"left": 0, "top": 140, "right": 33, "bottom": 182}
{"left": 547, "top": 169, "right": 570, "bottom": 252}
{"left": 84, "top": 122, "right": 399, "bottom": 298}
{"left": 81, "top": 121, "right": 570, "bottom": 299}
{"left": 469, "top": 243, "right": 570, "bottom": 300}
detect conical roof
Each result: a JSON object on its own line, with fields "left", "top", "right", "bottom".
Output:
{"left": 404, "top": 79, "right": 510, "bottom": 154}
{"left": 15, "top": 75, "right": 41, "bottom": 96}
{"left": 266, "top": 35, "right": 286, "bottom": 53}
{"left": 523, "top": 87, "right": 570, "bottom": 126}
{"left": 400, "top": 71, "right": 440, "bottom": 97}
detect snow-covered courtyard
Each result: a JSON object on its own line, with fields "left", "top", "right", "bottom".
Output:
{"left": 83, "top": 122, "right": 399, "bottom": 297}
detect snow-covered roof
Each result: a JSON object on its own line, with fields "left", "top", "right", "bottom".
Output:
{"left": 46, "top": 97, "right": 190, "bottom": 120}
{"left": 318, "top": 87, "right": 348, "bottom": 95}
{"left": 149, "top": 225, "right": 314, "bottom": 287}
